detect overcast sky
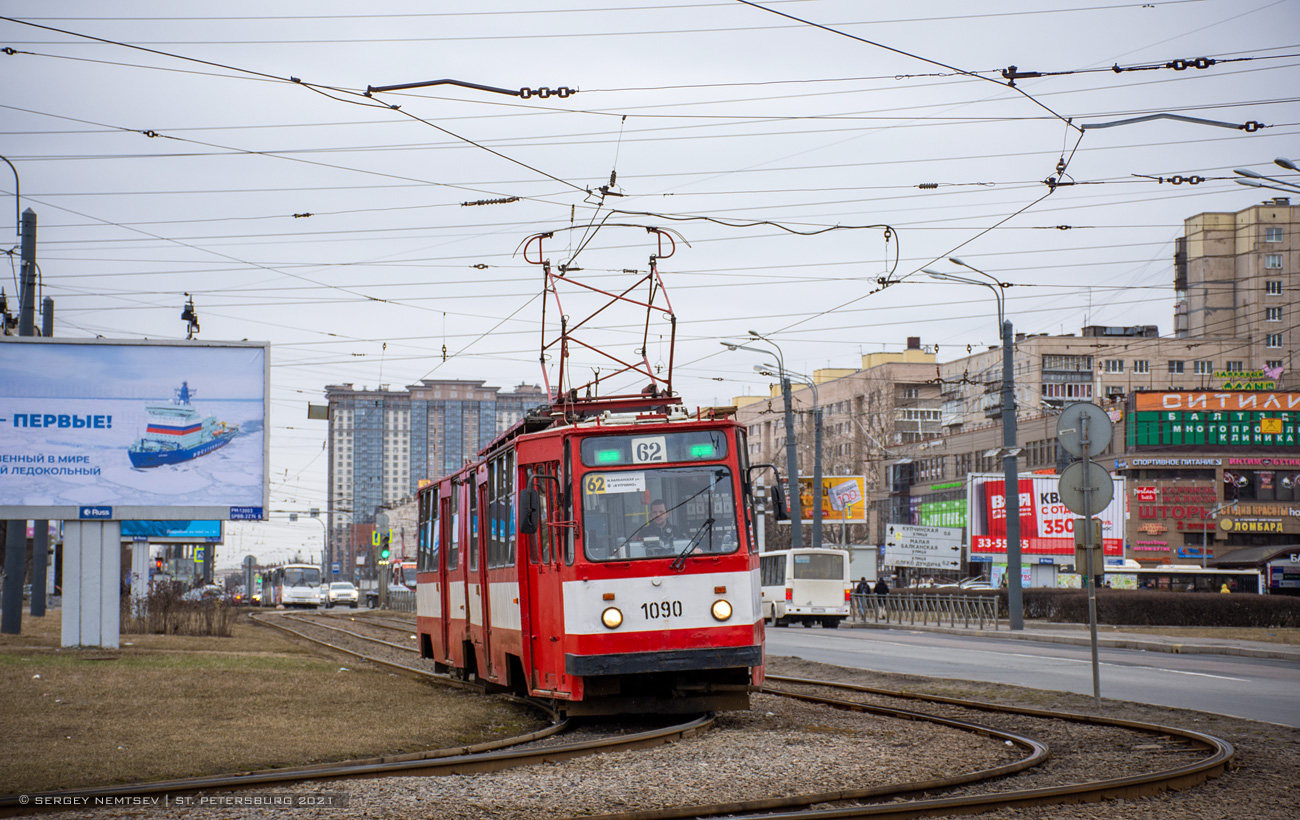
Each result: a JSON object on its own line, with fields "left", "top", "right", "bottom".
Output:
{"left": 1, "top": 0, "right": 1296, "bottom": 567}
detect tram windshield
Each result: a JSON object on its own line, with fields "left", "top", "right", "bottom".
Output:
{"left": 581, "top": 466, "right": 740, "bottom": 562}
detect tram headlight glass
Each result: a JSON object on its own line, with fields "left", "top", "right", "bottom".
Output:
{"left": 601, "top": 607, "right": 623, "bottom": 629}
{"left": 711, "top": 600, "right": 733, "bottom": 622}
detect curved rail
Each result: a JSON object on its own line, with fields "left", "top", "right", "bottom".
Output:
{"left": 575, "top": 675, "right": 1235, "bottom": 820}
{"left": 0, "top": 613, "right": 714, "bottom": 816}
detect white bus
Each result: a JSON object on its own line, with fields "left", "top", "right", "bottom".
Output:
{"left": 261, "top": 563, "right": 323, "bottom": 608}
{"left": 759, "top": 548, "right": 852, "bottom": 628}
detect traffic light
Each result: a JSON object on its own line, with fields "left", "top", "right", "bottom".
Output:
{"left": 379, "top": 532, "right": 390, "bottom": 562}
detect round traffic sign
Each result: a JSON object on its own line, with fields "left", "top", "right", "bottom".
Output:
{"left": 1056, "top": 402, "right": 1113, "bottom": 459}
{"left": 1058, "top": 460, "right": 1114, "bottom": 516}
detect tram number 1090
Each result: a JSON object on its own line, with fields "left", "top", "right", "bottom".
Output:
{"left": 641, "top": 600, "right": 683, "bottom": 619}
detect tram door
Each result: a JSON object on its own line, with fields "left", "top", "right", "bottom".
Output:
{"left": 524, "top": 463, "right": 566, "bottom": 694}
{"left": 437, "top": 492, "right": 453, "bottom": 663}
{"left": 470, "top": 470, "right": 494, "bottom": 678}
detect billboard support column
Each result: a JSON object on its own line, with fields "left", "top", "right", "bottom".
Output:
{"left": 62, "top": 520, "right": 121, "bottom": 648}
{"left": 130, "top": 539, "right": 150, "bottom": 618}
{"left": 31, "top": 523, "right": 49, "bottom": 617}
{"left": 1, "top": 521, "right": 26, "bottom": 634}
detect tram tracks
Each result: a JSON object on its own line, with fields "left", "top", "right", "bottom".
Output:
{"left": 2, "top": 612, "right": 1235, "bottom": 819}
{"left": 268, "top": 612, "right": 1237, "bottom": 819}
{"left": 272, "top": 612, "right": 1237, "bottom": 819}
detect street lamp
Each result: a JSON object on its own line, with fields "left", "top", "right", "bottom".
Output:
{"left": 1233, "top": 161, "right": 1300, "bottom": 195}
{"left": 758, "top": 364, "right": 824, "bottom": 549}
{"left": 922, "top": 258, "right": 1024, "bottom": 630}
{"left": 722, "top": 332, "right": 802, "bottom": 548}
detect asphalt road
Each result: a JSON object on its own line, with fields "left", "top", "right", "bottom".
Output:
{"left": 765, "top": 625, "right": 1300, "bottom": 727}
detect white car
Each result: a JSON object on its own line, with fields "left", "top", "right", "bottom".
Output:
{"left": 325, "top": 582, "right": 360, "bottom": 608}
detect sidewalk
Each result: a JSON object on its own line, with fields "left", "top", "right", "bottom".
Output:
{"left": 847, "top": 618, "right": 1300, "bottom": 662}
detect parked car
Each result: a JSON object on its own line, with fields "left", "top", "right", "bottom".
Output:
{"left": 182, "top": 584, "right": 225, "bottom": 602}
{"left": 325, "top": 582, "right": 359, "bottom": 609}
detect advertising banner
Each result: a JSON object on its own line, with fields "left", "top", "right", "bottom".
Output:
{"left": 1127, "top": 390, "right": 1300, "bottom": 451}
{"left": 120, "top": 520, "right": 223, "bottom": 542}
{"left": 796, "top": 475, "right": 867, "bottom": 523}
{"left": 0, "top": 338, "right": 269, "bottom": 520}
{"left": 967, "top": 473, "right": 1125, "bottom": 557}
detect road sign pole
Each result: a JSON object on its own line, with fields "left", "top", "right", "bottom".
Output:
{"left": 1081, "top": 412, "right": 1101, "bottom": 712}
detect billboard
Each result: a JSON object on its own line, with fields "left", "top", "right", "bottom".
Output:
{"left": 120, "top": 520, "right": 223, "bottom": 543}
{"left": 0, "top": 338, "right": 269, "bottom": 520}
{"left": 1126, "top": 390, "right": 1300, "bottom": 451}
{"left": 966, "top": 473, "right": 1126, "bottom": 558}
{"left": 796, "top": 475, "right": 867, "bottom": 523}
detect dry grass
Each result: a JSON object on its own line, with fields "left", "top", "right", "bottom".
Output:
{"left": 1097, "top": 625, "right": 1300, "bottom": 645}
{"left": 0, "top": 612, "right": 543, "bottom": 795}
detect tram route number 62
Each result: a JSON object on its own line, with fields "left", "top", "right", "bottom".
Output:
{"left": 641, "top": 600, "right": 683, "bottom": 619}
{"left": 632, "top": 436, "right": 667, "bottom": 464}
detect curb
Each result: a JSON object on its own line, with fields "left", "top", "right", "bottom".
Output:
{"left": 846, "top": 620, "right": 1300, "bottom": 662}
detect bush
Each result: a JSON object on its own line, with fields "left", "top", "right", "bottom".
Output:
{"left": 121, "top": 584, "right": 236, "bottom": 637}
{"left": 1020, "top": 588, "right": 1300, "bottom": 628}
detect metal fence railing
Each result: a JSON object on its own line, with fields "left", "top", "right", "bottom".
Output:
{"left": 385, "top": 589, "right": 415, "bottom": 613}
{"left": 850, "top": 593, "right": 1001, "bottom": 630}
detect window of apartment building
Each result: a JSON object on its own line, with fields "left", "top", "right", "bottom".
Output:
{"left": 902, "top": 387, "right": 920, "bottom": 399}
{"left": 1266, "top": 280, "right": 1283, "bottom": 296}
{"left": 1103, "top": 359, "right": 1124, "bottom": 373}
{"left": 1193, "top": 360, "right": 1213, "bottom": 375}
{"left": 1266, "top": 226, "right": 1284, "bottom": 242}
{"left": 1267, "top": 359, "right": 1283, "bottom": 370}
{"left": 1266, "top": 306, "right": 1283, "bottom": 322}
{"left": 1168, "top": 360, "right": 1185, "bottom": 374}
{"left": 1267, "top": 333, "right": 1283, "bottom": 348}
{"left": 1042, "top": 383, "right": 1093, "bottom": 400}
{"left": 1104, "top": 385, "right": 1125, "bottom": 400}
{"left": 1042, "top": 354, "right": 1093, "bottom": 371}
{"left": 900, "top": 409, "right": 941, "bottom": 421}
{"left": 1264, "top": 253, "right": 1283, "bottom": 269}
{"left": 1226, "top": 360, "right": 1243, "bottom": 372}
{"left": 1133, "top": 360, "right": 1150, "bottom": 374}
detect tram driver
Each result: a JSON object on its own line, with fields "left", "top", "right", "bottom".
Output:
{"left": 641, "top": 498, "right": 676, "bottom": 555}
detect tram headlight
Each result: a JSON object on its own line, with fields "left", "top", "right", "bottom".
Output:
{"left": 711, "top": 599, "right": 733, "bottom": 622}
{"left": 601, "top": 607, "right": 623, "bottom": 629}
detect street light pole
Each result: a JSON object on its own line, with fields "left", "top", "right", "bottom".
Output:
{"left": 723, "top": 334, "right": 802, "bottom": 549}
{"left": 768, "top": 368, "right": 823, "bottom": 550}
{"left": 924, "top": 260, "right": 1024, "bottom": 630}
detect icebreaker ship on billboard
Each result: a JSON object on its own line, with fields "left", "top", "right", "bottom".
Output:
{"left": 0, "top": 338, "right": 268, "bottom": 520}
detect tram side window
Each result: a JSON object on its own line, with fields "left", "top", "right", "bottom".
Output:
{"left": 468, "top": 475, "right": 480, "bottom": 572}
{"left": 736, "top": 428, "right": 756, "bottom": 553}
{"left": 418, "top": 489, "right": 439, "bottom": 572}
{"left": 448, "top": 485, "right": 460, "bottom": 570}
{"left": 522, "top": 465, "right": 553, "bottom": 564}
{"left": 505, "top": 451, "right": 516, "bottom": 566}
{"left": 486, "top": 456, "right": 509, "bottom": 569}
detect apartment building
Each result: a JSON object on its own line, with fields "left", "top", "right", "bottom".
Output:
{"left": 1176, "top": 197, "right": 1297, "bottom": 381}
{"left": 323, "top": 379, "right": 545, "bottom": 573}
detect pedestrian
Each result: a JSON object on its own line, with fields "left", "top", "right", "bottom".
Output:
{"left": 1220, "top": 582, "right": 1231, "bottom": 594}
{"left": 872, "top": 577, "right": 889, "bottom": 619}
{"left": 873, "top": 578, "right": 889, "bottom": 596}
{"left": 854, "top": 577, "right": 871, "bottom": 595}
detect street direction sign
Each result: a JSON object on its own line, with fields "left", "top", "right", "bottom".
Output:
{"left": 885, "top": 524, "right": 963, "bottom": 570}
{"left": 1056, "top": 402, "right": 1114, "bottom": 459}
{"left": 1059, "top": 460, "right": 1115, "bottom": 516}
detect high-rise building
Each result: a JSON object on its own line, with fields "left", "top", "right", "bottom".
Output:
{"left": 1176, "top": 196, "right": 1296, "bottom": 384}
{"left": 323, "top": 379, "right": 545, "bottom": 575}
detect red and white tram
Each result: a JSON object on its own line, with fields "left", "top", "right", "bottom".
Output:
{"left": 415, "top": 404, "right": 776, "bottom": 715}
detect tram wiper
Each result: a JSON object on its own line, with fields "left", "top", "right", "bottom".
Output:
{"left": 670, "top": 517, "right": 714, "bottom": 572}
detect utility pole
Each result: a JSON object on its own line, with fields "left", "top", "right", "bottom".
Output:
{"left": 779, "top": 377, "right": 802, "bottom": 549}
{"left": 1001, "top": 318, "right": 1023, "bottom": 630}
{"left": 2, "top": 209, "right": 37, "bottom": 634}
